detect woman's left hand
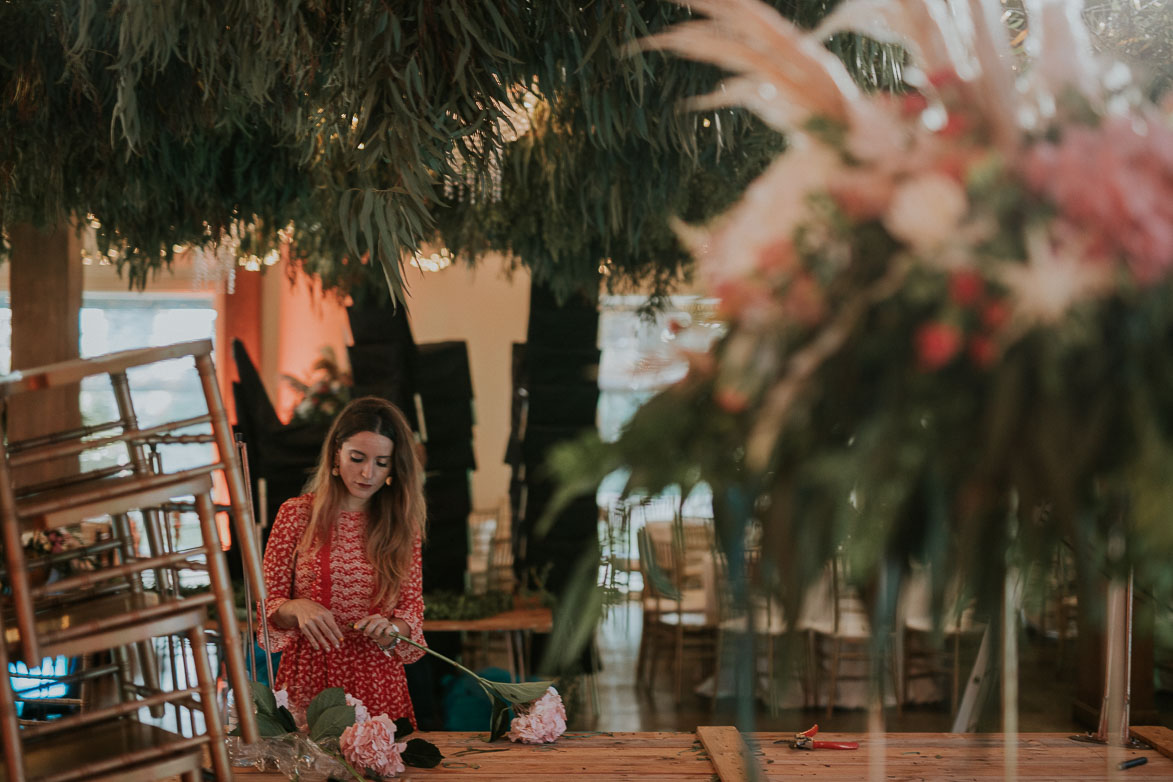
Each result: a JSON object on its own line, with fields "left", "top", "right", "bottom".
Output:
{"left": 354, "top": 614, "right": 402, "bottom": 646}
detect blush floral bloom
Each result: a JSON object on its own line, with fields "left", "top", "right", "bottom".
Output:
{"left": 339, "top": 714, "right": 406, "bottom": 778}
{"left": 1024, "top": 113, "right": 1173, "bottom": 284}
{"left": 345, "top": 693, "right": 371, "bottom": 724}
{"left": 883, "top": 172, "right": 969, "bottom": 253}
{"left": 507, "top": 687, "right": 567, "bottom": 745}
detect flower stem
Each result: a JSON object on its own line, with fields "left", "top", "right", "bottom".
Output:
{"left": 389, "top": 632, "right": 484, "bottom": 684}
{"left": 330, "top": 749, "right": 368, "bottom": 782}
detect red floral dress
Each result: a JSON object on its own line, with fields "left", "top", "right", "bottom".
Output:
{"left": 259, "top": 494, "right": 427, "bottom": 725}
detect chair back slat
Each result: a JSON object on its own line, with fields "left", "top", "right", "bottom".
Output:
{"left": 637, "top": 527, "right": 680, "bottom": 602}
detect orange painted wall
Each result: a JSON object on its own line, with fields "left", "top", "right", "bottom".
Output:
{"left": 269, "top": 269, "right": 352, "bottom": 423}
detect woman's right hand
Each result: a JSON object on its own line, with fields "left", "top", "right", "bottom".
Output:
{"left": 273, "top": 599, "right": 344, "bottom": 651}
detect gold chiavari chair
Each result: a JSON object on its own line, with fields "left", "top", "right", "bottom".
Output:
{"left": 0, "top": 341, "right": 263, "bottom": 780}
{"left": 711, "top": 547, "right": 805, "bottom": 715}
{"left": 900, "top": 563, "right": 984, "bottom": 712}
{"left": 0, "top": 341, "right": 263, "bottom": 668}
{"left": 636, "top": 528, "right": 717, "bottom": 703}
{"left": 806, "top": 558, "right": 896, "bottom": 717}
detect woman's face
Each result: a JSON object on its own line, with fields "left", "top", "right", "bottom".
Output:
{"left": 335, "top": 431, "right": 394, "bottom": 511}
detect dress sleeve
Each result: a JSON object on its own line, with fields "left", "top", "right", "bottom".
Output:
{"left": 388, "top": 536, "right": 426, "bottom": 664}
{"left": 258, "top": 497, "right": 310, "bottom": 652}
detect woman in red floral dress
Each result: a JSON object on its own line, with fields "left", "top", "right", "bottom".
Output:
{"left": 260, "top": 397, "right": 427, "bottom": 725}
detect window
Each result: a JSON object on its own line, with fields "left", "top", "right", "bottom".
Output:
{"left": 596, "top": 295, "right": 724, "bottom": 518}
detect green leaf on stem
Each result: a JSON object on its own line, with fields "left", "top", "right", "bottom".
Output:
{"left": 306, "top": 687, "right": 347, "bottom": 730}
{"left": 277, "top": 705, "right": 299, "bottom": 733}
{"left": 248, "top": 680, "right": 278, "bottom": 716}
{"left": 402, "top": 738, "right": 444, "bottom": 768}
{"left": 310, "top": 704, "right": 357, "bottom": 744}
{"left": 256, "top": 713, "right": 291, "bottom": 737}
{"left": 488, "top": 697, "right": 513, "bottom": 742}
{"left": 484, "top": 679, "right": 553, "bottom": 704}
{"left": 394, "top": 717, "right": 414, "bottom": 738}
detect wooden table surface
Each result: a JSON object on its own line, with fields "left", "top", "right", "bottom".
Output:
{"left": 751, "top": 731, "right": 1171, "bottom": 780}
{"left": 229, "top": 728, "right": 1173, "bottom": 781}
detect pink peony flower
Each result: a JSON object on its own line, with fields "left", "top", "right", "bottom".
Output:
{"left": 345, "top": 693, "right": 370, "bottom": 724}
{"left": 507, "top": 687, "right": 567, "bottom": 745}
{"left": 339, "top": 714, "right": 406, "bottom": 778}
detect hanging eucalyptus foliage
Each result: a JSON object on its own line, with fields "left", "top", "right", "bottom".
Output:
{"left": 1, "top": 1, "right": 901, "bottom": 301}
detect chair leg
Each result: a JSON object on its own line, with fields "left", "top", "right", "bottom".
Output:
{"left": 112, "top": 643, "right": 135, "bottom": 704}
{"left": 826, "top": 637, "right": 840, "bottom": 719}
{"left": 766, "top": 634, "right": 778, "bottom": 718}
{"left": 0, "top": 634, "right": 28, "bottom": 782}
{"left": 195, "top": 492, "right": 257, "bottom": 744}
{"left": 188, "top": 624, "right": 231, "bottom": 782}
{"left": 674, "top": 626, "right": 684, "bottom": 705}
{"left": 890, "top": 641, "right": 903, "bottom": 718}
{"left": 951, "top": 632, "right": 961, "bottom": 713}
{"left": 134, "top": 638, "right": 165, "bottom": 718}
{"left": 902, "top": 631, "right": 910, "bottom": 710}
{"left": 196, "top": 352, "right": 265, "bottom": 596}
{"left": 710, "top": 629, "right": 722, "bottom": 714}
{"left": 806, "top": 631, "right": 817, "bottom": 711}
{"left": 635, "top": 618, "right": 650, "bottom": 691}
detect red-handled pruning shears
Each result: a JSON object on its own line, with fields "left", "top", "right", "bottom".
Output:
{"left": 790, "top": 724, "right": 860, "bottom": 751}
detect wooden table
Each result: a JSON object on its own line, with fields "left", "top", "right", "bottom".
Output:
{"left": 229, "top": 728, "right": 1173, "bottom": 780}
{"left": 423, "top": 607, "right": 553, "bottom": 682}
{"left": 422, "top": 607, "right": 553, "bottom": 635}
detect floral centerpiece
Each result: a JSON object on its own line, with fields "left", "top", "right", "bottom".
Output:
{"left": 552, "top": 0, "right": 1173, "bottom": 634}
{"left": 233, "top": 632, "right": 565, "bottom": 779}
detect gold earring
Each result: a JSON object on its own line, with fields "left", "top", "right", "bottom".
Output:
{"left": 332, "top": 466, "right": 340, "bottom": 477}
{"left": 385, "top": 476, "right": 392, "bottom": 486}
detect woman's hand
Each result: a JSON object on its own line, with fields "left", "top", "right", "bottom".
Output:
{"left": 273, "top": 599, "right": 344, "bottom": 651}
{"left": 354, "top": 614, "right": 403, "bottom": 648}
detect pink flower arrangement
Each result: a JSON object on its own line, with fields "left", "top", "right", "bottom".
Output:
{"left": 339, "top": 714, "right": 407, "bottom": 778}
{"left": 507, "top": 687, "right": 567, "bottom": 745}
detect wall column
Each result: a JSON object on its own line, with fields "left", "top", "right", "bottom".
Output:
{"left": 8, "top": 222, "right": 83, "bottom": 484}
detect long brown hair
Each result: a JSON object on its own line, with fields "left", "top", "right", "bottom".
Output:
{"left": 298, "top": 396, "right": 426, "bottom": 607}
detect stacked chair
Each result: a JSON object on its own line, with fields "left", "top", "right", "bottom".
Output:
{"left": 0, "top": 340, "right": 261, "bottom": 781}
{"left": 635, "top": 526, "right": 717, "bottom": 703}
